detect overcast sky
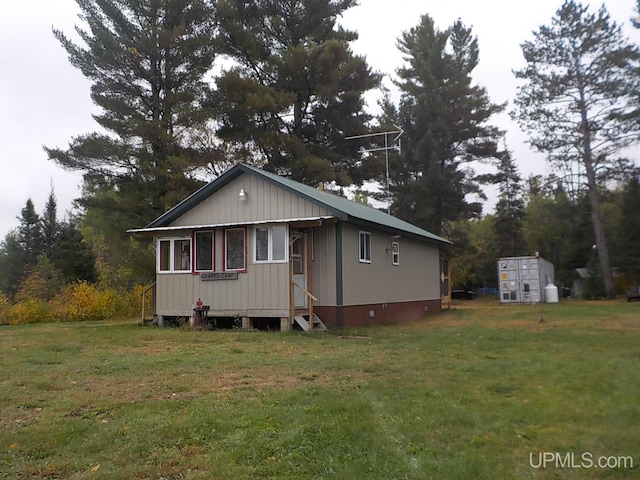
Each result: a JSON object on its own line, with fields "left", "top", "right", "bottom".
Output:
{"left": 1, "top": 0, "right": 639, "bottom": 240}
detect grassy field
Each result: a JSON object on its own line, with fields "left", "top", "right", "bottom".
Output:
{"left": 1, "top": 298, "right": 639, "bottom": 479}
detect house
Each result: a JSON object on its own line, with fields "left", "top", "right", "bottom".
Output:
{"left": 130, "top": 163, "right": 451, "bottom": 330}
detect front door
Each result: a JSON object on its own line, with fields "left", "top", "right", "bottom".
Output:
{"left": 292, "top": 232, "right": 307, "bottom": 308}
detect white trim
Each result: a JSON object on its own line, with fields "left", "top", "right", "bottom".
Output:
{"left": 359, "top": 230, "right": 371, "bottom": 263}
{"left": 128, "top": 216, "right": 336, "bottom": 234}
{"left": 254, "top": 224, "right": 289, "bottom": 264}
{"left": 157, "top": 237, "right": 191, "bottom": 273}
{"left": 392, "top": 241, "right": 400, "bottom": 266}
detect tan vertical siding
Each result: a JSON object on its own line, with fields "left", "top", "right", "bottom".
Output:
{"left": 312, "top": 222, "right": 337, "bottom": 306}
{"left": 152, "top": 172, "right": 443, "bottom": 319}
{"left": 170, "top": 174, "right": 330, "bottom": 227}
{"left": 156, "top": 224, "right": 290, "bottom": 318}
{"left": 341, "top": 223, "right": 441, "bottom": 305}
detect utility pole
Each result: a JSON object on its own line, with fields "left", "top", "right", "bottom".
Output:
{"left": 345, "top": 126, "right": 403, "bottom": 214}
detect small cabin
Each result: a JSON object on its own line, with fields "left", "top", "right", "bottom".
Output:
{"left": 131, "top": 163, "right": 451, "bottom": 330}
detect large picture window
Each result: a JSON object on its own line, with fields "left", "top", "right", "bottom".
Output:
{"left": 359, "top": 231, "right": 371, "bottom": 263}
{"left": 255, "top": 225, "right": 287, "bottom": 263}
{"left": 158, "top": 238, "right": 191, "bottom": 273}
{"left": 195, "top": 231, "right": 213, "bottom": 271}
{"left": 225, "top": 228, "right": 246, "bottom": 271}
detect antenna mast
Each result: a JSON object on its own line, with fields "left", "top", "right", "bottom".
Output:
{"left": 345, "top": 125, "right": 403, "bottom": 214}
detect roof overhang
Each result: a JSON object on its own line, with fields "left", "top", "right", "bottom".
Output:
{"left": 128, "top": 216, "right": 337, "bottom": 235}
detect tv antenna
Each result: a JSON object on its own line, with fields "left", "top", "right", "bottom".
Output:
{"left": 345, "top": 125, "right": 403, "bottom": 214}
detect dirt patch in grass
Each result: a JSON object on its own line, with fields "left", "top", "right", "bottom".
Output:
{"left": 61, "top": 366, "right": 369, "bottom": 405}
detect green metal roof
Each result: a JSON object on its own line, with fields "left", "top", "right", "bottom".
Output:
{"left": 145, "top": 163, "right": 450, "bottom": 245}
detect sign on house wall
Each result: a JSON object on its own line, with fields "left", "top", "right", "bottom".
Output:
{"left": 200, "top": 272, "right": 238, "bottom": 281}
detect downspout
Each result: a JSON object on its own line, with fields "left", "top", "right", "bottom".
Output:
{"left": 335, "top": 221, "right": 344, "bottom": 328}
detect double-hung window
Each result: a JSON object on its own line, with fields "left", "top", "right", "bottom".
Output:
{"left": 194, "top": 231, "right": 213, "bottom": 272}
{"left": 359, "top": 231, "right": 371, "bottom": 263}
{"left": 158, "top": 238, "right": 191, "bottom": 273}
{"left": 255, "top": 225, "right": 287, "bottom": 263}
{"left": 225, "top": 228, "right": 246, "bottom": 271}
{"left": 392, "top": 241, "right": 400, "bottom": 266}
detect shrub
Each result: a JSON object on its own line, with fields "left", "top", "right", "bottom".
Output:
{"left": 131, "top": 284, "right": 153, "bottom": 317}
{"left": 50, "top": 281, "right": 117, "bottom": 321}
{"left": 0, "top": 294, "right": 10, "bottom": 324}
{"left": 8, "top": 299, "right": 51, "bottom": 324}
{"left": 4, "top": 282, "right": 149, "bottom": 324}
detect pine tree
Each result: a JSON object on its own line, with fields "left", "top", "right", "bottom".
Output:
{"left": 491, "top": 152, "right": 526, "bottom": 257}
{"left": 512, "top": 0, "right": 640, "bottom": 296}
{"left": 214, "top": 0, "right": 380, "bottom": 186}
{"left": 54, "top": 220, "right": 98, "bottom": 285}
{"left": 17, "top": 199, "right": 41, "bottom": 269}
{"left": 389, "top": 15, "right": 506, "bottom": 236}
{"left": 0, "top": 232, "right": 24, "bottom": 298}
{"left": 45, "top": 0, "right": 219, "bottom": 228}
{"left": 41, "top": 187, "right": 60, "bottom": 258}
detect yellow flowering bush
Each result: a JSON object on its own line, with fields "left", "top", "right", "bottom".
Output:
{"left": 50, "top": 281, "right": 117, "bottom": 321}
{"left": 6, "top": 283, "right": 150, "bottom": 324}
{"left": 8, "top": 299, "right": 51, "bottom": 324}
{"left": 0, "top": 294, "right": 11, "bottom": 324}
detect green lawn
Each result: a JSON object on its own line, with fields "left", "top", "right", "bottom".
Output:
{"left": 1, "top": 299, "right": 638, "bottom": 479}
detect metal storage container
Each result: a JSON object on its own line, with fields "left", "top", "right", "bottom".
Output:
{"left": 497, "top": 256, "right": 555, "bottom": 304}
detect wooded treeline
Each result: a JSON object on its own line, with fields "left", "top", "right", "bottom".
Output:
{"left": 2, "top": 0, "right": 640, "bottom": 322}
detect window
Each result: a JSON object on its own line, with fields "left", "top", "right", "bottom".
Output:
{"left": 195, "top": 231, "right": 213, "bottom": 271}
{"left": 157, "top": 238, "right": 191, "bottom": 273}
{"left": 225, "top": 228, "right": 246, "bottom": 271}
{"left": 359, "top": 231, "right": 371, "bottom": 263}
{"left": 255, "top": 225, "right": 287, "bottom": 263}
{"left": 291, "top": 234, "right": 305, "bottom": 274}
{"left": 174, "top": 239, "right": 191, "bottom": 271}
{"left": 392, "top": 241, "right": 400, "bottom": 266}
{"left": 159, "top": 240, "right": 170, "bottom": 272}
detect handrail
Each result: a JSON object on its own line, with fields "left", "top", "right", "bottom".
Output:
{"left": 292, "top": 281, "right": 318, "bottom": 302}
{"left": 141, "top": 282, "right": 157, "bottom": 323}
{"left": 141, "top": 282, "right": 156, "bottom": 296}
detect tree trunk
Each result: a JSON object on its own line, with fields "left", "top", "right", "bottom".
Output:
{"left": 584, "top": 159, "right": 616, "bottom": 296}
{"left": 577, "top": 73, "right": 615, "bottom": 297}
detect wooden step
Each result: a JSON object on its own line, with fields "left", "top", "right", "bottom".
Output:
{"left": 294, "top": 315, "right": 310, "bottom": 331}
{"left": 311, "top": 313, "right": 327, "bottom": 331}
{"left": 294, "top": 314, "right": 327, "bottom": 331}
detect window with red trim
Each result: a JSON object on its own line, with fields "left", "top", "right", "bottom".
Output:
{"left": 225, "top": 228, "right": 246, "bottom": 271}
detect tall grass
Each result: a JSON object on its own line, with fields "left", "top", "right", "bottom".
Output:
{"left": 0, "top": 299, "right": 638, "bottom": 479}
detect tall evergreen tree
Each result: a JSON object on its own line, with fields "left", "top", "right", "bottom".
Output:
{"left": 0, "top": 231, "right": 24, "bottom": 298}
{"left": 54, "top": 220, "right": 98, "bottom": 285}
{"left": 388, "top": 15, "right": 506, "bottom": 236}
{"left": 45, "top": 0, "right": 220, "bottom": 228}
{"left": 41, "top": 187, "right": 60, "bottom": 258}
{"left": 491, "top": 152, "right": 526, "bottom": 257}
{"left": 512, "top": 0, "right": 640, "bottom": 296}
{"left": 17, "top": 199, "right": 41, "bottom": 269}
{"left": 214, "top": 0, "right": 381, "bottom": 186}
